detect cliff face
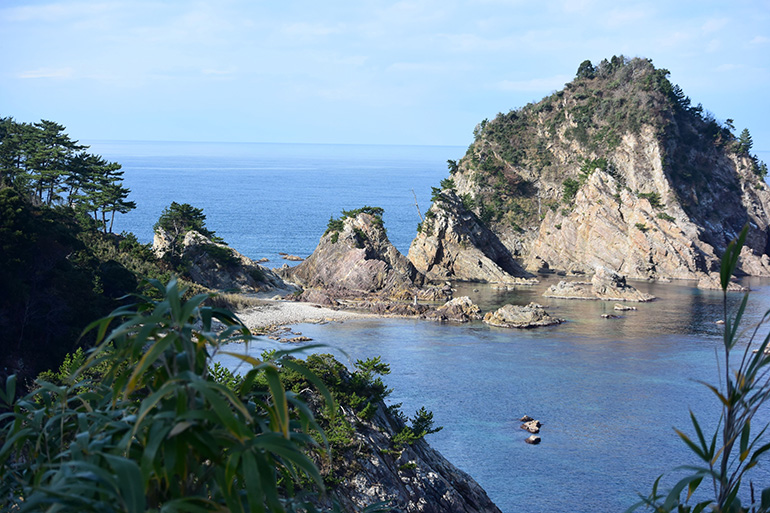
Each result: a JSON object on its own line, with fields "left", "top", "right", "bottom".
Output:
{"left": 415, "top": 56, "right": 770, "bottom": 282}
{"left": 408, "top": 191, "right": 535, "bottom": 284}
{"left": 289, "top": 209, "right": 425, "bottom": 296}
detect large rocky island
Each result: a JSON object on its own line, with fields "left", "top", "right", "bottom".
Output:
{"left": 409, "top": 56, "right": 770, "bottom": 286}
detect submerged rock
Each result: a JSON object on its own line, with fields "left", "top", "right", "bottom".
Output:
{"left": 697, "top": 272, "right": 749, "bottom": 292}
{"left": 483, "top": 303, "right": 562, "bottom": 329}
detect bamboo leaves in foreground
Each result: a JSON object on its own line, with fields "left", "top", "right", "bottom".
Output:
{"left": 0, "top": 278, "right": 333, "bottom": 512}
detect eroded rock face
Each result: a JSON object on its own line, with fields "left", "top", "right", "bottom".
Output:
{"left": 289, "top": 212, "right": 424, "bottom": 297}
{"left": 153, "top": 228, "right": 292, "bottom": 293}
{"left": 408, "top": 191, "right": 537, "bottom": 285}
{"left": 543, "top": 267, "right": 655, "bottom": 302}
{"left": 483, "top": 303, "right": 562, "bottom": 328}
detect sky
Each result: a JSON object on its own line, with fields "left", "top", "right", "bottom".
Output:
{"left": 1, "top": 0, "right": 769, "bottom": 152}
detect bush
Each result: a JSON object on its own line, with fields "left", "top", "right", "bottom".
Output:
{"left": 0, "top": 279, "right": 333, "bottom": 512}
{"left": 562, "top": 178, "right": 581, "bottom": 203}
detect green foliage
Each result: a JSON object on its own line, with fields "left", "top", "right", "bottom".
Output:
{"left": 576, "top": 59, "right": 596, "bottom": 79}
{"left": 630, "top": 225, "right": 770, "bottom": 513}
{"left": 248, "top": 266, "right": 265, "bottom": 283}
{"left": 635, "top": 222, "right": 649, "bottom": 232}
{"left": 0, "top": 117, "right": 134, "bottom": 232}
{"left": 656, "top": 212, "right": 675, "bottom": 222}
{"left": 562, "top": 178, "right": 581, "bottom": 203}
{"left": 439, "top": 177, "right": 455, "bottom": 190}
{"left": 202, "top": 243, "right": 240, "bottom": 268}
{"left": 324, "top": 206, "right": 386, "bottom": 241}
{"left": 738, "top": 128, "right": 754, "bottom": 154}
{"left": 461, "top": 193, "right": 476, "bottom": 212}
{"left": 757, "top": 161, "right": 768, "bottom": 180}
{"left": 155, "top": 201, "right": 219, "bottom": 241}
{"left": 447, "top": 159, "right": 459, "bottom": 175}
{"left": 638, "top": 191, "right": 663, "bottom": 209}
{"left": 0, "top": 278, "right": 334, "bottom": 512}
{"left": 392, "top": 408, "right": 443, "bottom": 449}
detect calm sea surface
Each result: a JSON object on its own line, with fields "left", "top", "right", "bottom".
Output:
{"left": 89, "top": 140, "right": 770, "bottom": 512}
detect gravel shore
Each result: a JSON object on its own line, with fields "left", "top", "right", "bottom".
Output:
{"left": 236, "top": 300, "right": 369, "bottom": 329}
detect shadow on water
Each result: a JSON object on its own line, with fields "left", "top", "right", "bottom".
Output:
{"left": 216, "top": 276, "right": 770, "bottom": 513}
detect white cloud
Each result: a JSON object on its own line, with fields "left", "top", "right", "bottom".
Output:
{"left": 750, "top": 35, "right": 770, "bottom": 45}
{"left": 16, "top": 67, "right": 74, "bottom": 79}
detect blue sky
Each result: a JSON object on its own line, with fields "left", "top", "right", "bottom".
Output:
{"left": 1, "top": 0, "right": 768, "bottom": 152}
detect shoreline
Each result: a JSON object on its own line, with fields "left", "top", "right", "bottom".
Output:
{"left": 235, "top": 299, "right": 371, "bottom": 330}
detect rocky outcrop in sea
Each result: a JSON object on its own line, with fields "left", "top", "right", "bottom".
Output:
{"left": 543, "top": 267, "right": 655, "bottom": 302}
{"left": 414, "top": 56, "right": 770, "bottom": 284}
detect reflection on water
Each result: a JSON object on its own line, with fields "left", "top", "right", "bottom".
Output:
{"left": 215, "top": 276, "right": 770, "bottom": 513}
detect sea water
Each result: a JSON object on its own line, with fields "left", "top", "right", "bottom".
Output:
{"left": 89, "top": 140, "right": 770, "bottom": 512}
{"left": 87, "top": 140, "right": 459, "bottom": 264}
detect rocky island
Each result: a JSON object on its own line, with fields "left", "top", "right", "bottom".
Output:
{"left": 410, "top": 56, "right": 770, "bottom": 288}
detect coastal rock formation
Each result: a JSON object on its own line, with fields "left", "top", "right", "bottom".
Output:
{"left": 525, "top": 435, "right": 541, "bottom": 445}
{"left": 430, "top": 296, "right": 483, "bottom": 322}
{"left": 153, "top": 228, "right": 292, "bottom": 293}
{"left": 521, "top": 420, "right": 541, "bottom": 434}
{"left": 302, "top": 358, "right": 502, "bottom": 513}
{"left": 419, "top": 56, "right": 770, "bottom": 283}
{"left": 483, "top": 303, "right": 562, "bottom": 328}
{"left": 289, "top": 208, "right": 426, "bottom": 297}
{"left": 697, "top": 272, "right": 749, "bottom": 292}
{"left": 408, "top": 191, "right": 537, "bottom": 285}
{"left": 543, "top": 267, "right": 655, "bottom": 301}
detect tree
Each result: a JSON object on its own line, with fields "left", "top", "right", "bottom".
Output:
{"left": 738, "top": 128, "right": 754, "bottom": 154}
{"left": 154, "top": 202, "right": 222, "bottom": 263}
{"left": 576, "top": 59, "right": 595, "bottom": 79}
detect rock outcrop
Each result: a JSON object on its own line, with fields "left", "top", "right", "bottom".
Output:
{"left": 289, "top": 209, "right": 426, "bottom": 298}
{"left": 300, "top": 356, "right": 502, "bottom": 513}
{"left": 408, "top": 191, "right": 537, "bottom": 285}
{"left": 153, "top": 228, "right": 293, "bottom": 294}
{"left": 430, "top": 296, "right": 483, "bottom": 323}
{"left": 543, "top": 267, "right": 655, "bottom": 301}
{"left": 483, "top": 303, "right": 562, "bottom": 328}
{"left": 418, "top": 56, "right": 770, "bottom": 283}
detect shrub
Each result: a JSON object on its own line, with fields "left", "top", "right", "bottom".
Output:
{"left": 562, "top": 178, "right": 581, "bottom": 203}
{"left": 635, "top": 222, "right": 649, "bottom": 232}
{"left": 656, "top": 212, "right": 675, "bottom": 222}
{"left": 0, "top": 279, "right": 333, "bottom": 512}
{"left": 638, "top": 191, "right": 663, "bottom": 209}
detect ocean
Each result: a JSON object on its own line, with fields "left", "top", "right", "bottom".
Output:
{"left": 88, "top": 140, "right": 770, "bottom": 512}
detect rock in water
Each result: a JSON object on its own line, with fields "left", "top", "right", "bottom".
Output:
{"left": 483, "top": 303, "right": 562, "bottom": 328}
{"left": 543, "top": 267, "right": 655, "bottom": 302}
{"left": 289, "top": 208, "right": 424, "bottom": 297}
{"left": 414, "top": 57, "right": 770, "bottom": 283}
{"left": 428, "top": 296, "right": 483, "bottom": 323}
{"left": 408, "top": 191, "right": 538, "bottom": 285}
{"left": 525, "top": 435, "right": 541, "bottom": 445}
